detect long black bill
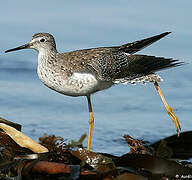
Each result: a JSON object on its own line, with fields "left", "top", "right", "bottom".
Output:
{"left": 5, "top": 43, "right": 30, "bottom": 53}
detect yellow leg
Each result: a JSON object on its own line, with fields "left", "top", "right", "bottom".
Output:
{"left": 87, "top": 95, "right": 94, "bottom": 151}
{"left": 154, "top": 82, "right": 181, "bottom": 136}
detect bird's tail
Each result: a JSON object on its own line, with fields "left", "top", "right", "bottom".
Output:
{"left": 113, "top": 55, "right": 184, "bottom": 84}
{"left": 128, "top": 55, "right": 183, "bottom": 74}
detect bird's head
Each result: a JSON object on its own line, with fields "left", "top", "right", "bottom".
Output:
{"left": 5, "top": 33, "right": 57, "bottom": 53}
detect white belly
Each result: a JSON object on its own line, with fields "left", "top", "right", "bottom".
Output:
{"left": 38, "top": 69, "right": 113, "bottom": 96}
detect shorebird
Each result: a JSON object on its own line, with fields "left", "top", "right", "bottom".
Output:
{"left": 5, "top": 32, "right": 182, "bottom": 151}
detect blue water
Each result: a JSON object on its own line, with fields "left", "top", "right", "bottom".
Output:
{"left": 0, "top": 1, "right": 192, "bottom": 155}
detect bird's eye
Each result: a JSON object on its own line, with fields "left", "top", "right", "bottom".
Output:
{"left": 40, "top": 38, "right": 45, "bottom": 42}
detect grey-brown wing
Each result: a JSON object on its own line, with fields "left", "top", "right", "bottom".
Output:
{"left": 111, "top": 54, "right": 181, "bottom": 80}
{"left": 88, "top": 51, "right": 182, "bottom": 82}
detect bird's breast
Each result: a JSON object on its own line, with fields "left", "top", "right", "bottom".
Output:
{"left": 37, "top": 66, "right": 113, "bottom": 97}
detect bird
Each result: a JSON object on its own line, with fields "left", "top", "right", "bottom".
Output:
{"left": 5, "top": 32, "right": 182, "bottom": 151}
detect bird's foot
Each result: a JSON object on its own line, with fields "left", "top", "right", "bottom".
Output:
{"left": 166, "top": 105, "right": 181, "bottom": 137}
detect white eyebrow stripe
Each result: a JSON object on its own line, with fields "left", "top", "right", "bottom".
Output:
{"left": 31, "top": 37, "right": 41, "bottom": 43}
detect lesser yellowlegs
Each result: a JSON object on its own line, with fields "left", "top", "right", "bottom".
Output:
{"left": 5, "top": 32, "right": 182, "bottom": 151}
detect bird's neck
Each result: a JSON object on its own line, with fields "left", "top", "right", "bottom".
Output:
{"left": 38, "top": 48, "right": 57, "bottom": 66}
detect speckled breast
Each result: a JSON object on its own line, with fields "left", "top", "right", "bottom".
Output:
{"left": 37, "top": 66, "right": 113, "bottom": 97}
